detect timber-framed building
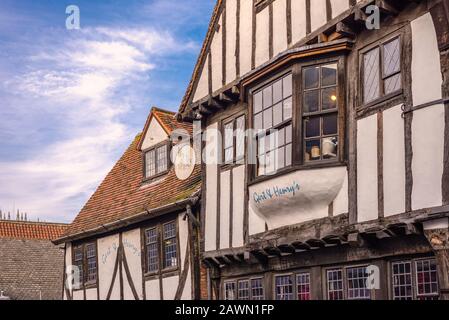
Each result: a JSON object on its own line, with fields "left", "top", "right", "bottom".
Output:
{"left": 178, "top": 0, "right": 449, "bottom": 300}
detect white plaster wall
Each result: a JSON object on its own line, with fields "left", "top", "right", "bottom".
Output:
{"left": 145, "top": 279, "right": 160, "bottom": 300}
{"left": 141, "top": 118, "right": 168, "bottom": 150}
{"left": 72, "top": 289, "right": 84, "bottom": 300}
{"left": 249, "top": 167, "right": 347, "bottom": 229}
{"left": 331, "top": 0, "right": 349, "bottom": 18}
{"left": 357, "top": 114, "right": 379, "bottom": 222}
{"left": 411, "top": 13, "right": 442, "bottom": 106}
{"left": 240, "top": 0, "right": 253, "bottom": 76}
{"left": 211, "top": 15, "right": 223, "bottom": 93}
{"left": 333, "top": 170, "right": 348, "bottom": 216}
{"left": 122, "top": 229, "right": 143, "bottom": 300}
{"left": 412, "top": 105, "right": 445, "bottom": 210}
{"left": 178, "top": 212, "right": 192, "bottom": 300}
{"left": 204, "top": 122, "right": 219, "bottom": 251}
{"left": 232, "top": 165, "right": 245, "bottom": 247}
{"left": 193, "top": 56, "right": 209, "bottom": 102}
{"left": 85, "top": 288, "right": 97, "bottom": 300}
{"left": 98, "top": 234, "right": 120, "bottom": 300}
{"left": 162, "top": 276, "right": 179, "bottom": 300}
{"left": 273, "top": 0, "right": 288, "bottom": 57}
{"left": 291, "top": 0, "right": 307, "bottom": 45}
{"left": 64, "top": 243, "right": 72, "bottom": 300}
{"left": 311, "top": 0, "right": 328, "bottom": 32}
{"left": 255, "top": 7, "right": 270, "bottom": 68}
{"left": 411, "top": 13, "right": 444, "bottom": 210}
{"left": 226, "top": 0, "right": 237, "bottom": 84}
{"left": 383, "top": 105, "right": 406, "bottom": 217}
{"left": 220, "top": 170, "right": 231, "bottom": 249}
{"left": 249, "top": 206, "right": 266, "bottom": 236}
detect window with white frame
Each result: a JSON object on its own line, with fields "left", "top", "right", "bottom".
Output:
{"left": 362, "top": 37, "right": 402, "bottom": 105}
{"left": 296, "top": 273, "right": 311, "bottom": 301}
{"left": 346, "top": 266, "right": 371, "bottom": 300}
{"left": 392, "top": 258, "right": 439, "bottom": 300}
{"left": 275, "top": 275, "right": 294, "bottom": 300}
{"left": 144, "top": 143, "right": 169, "bottom": 179}
{"left": 224, "top": 278, "right": 265, "bottom": 300}
{"left": 253, "top": 73, "right": 293, "bottom": 176}
{"left": 327, "top": 269, "right": 344, "bottom": 300}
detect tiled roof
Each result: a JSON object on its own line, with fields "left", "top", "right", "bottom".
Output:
{"left": 61, "top": 111, "right": 201, "bottom": 239}
{"left": 0, "top": 221, "right": 68, "bottom": 241}
{"left": 152, "top": 107, "right": 193, "bottom": 135}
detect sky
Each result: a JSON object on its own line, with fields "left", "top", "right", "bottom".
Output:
{"left": 0, "top": 0, "right": 215, "bottom": 223}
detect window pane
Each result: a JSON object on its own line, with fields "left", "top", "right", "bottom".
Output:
{"left": 285, "top": 144, "right": 292, "bottom": 166}
{"left": 273, "top": 79, "right": 283, "bottom": 104}
{"left": 275, "top": 275, "right": 294, "bottom": 300}
{"left": 251, "top": 278, "right": 264, "bottom": 300}
{"left": 305, "top": 117, "right": 320, "bottom": 138}
{"left": 322, "top": 137, "right": 338, "bottom": 159}
{"left": 327, "top": 269, "right": 344, "bottom": 300}
{"left": 392, "top": 262, "right": 413, "bottom": 300}
{"left": 86, "top": 244, "right": 97, "bottom": 283}
{"left": 283, "top": 74, "right": 292, "bottom": 98}
{"left": 254, "top": 91, "right": 263, "bottom": 114}
{"left": 236, "top": 116, "right": 245, "bottom": 160}
{"left": 224, "top": 122, "right": 234, "bottom": 149}
{"left": 364, "top": 48, "right": 380, "bottom": 104}
{"left": 416, "top": 259, "right": 439, "bottom": 299}
{"left": 304, "top": 66, "right": 319, "bottom": 89}
{"left": 346, "top": 267, "right": 371, "bottom": 300}
{"left": 146, "top": 228, "right": 159, "bottom": 272}
{"left": 145, "top": 150, "right": 156, "bottom": 177}
{"left": 383, "top": 38, "right": 400, "bottom": 77}
{"left": 238, "top": 280, "right": 250, "bottom": 300}
{"left": 276, "top": 146, "right": 285, "bottom": 170}
{"left": 156, "top": 145, "right": 167, "bottom": 173}
{"left": 322, "top": 63, "right": 337, "bottom": 87}
{"left": 297, "top": 273, "right": 311, "bottom": 301}
{"left": 285, "top": 125, "right": 292, "bottom": 144}
{"left": 265, "top": 151, "right": 275, "bottom": 174}
{"left": 263, "top": 86, "right": 272, "bottom": 109}
{"left": 384, "top": 73, "right": 401, "bottom": 94}
{"left": 273, "top": 102, "right": 283, "bottom": 126}
{"left": 323, "top": 114, "right": 338, "bottom": 136}
{"left": 304, "top": 90, "right": 319, "bottom": 113}
{"left": 305, "top": 140, "right": 321, "bottom": 162}
{"left": 225, "top": 282, "right": 236, "bottom": 300}
{"left": 163, "top": 222, "right": 177, "bottom": 268}
{"left": 254, "top": 113, "right": 263, "bottom": 131}
{"left": 322, "top": 87, "right": 337, "bottom": 110}
{"left": 283, "top": 97, "right": 292, "bottom": 121}
{"left": 225, "top": 148, "right": 233, "bottom": 163}
{"left": 263, "top": 108, "right": 273, "bottom": 129}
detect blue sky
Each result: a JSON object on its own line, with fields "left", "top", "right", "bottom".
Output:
{"left": 0, "top": 0, "right": 214, "bottom": 222}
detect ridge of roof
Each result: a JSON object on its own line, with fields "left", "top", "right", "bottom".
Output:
{"left": 0, "top": 220, "right": 68, "bottom": 241}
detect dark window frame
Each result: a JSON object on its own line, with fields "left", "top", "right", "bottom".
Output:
{"left": 223, "top": 276, "right": 265, "bottom": 300}
{"left": 71, "top": 241, "right": 98, "bottom": 290}
{"left": 221, "top": 112, "right": 247, "bottom": 168}
{"left": 142, "top": 141, "right": 171, "bottom": 182}
{"left": 143, "top": 218, "right": 180, "bottom": 277}
{"left": 273, "top": 271, "right": 312, "bottom": 301}
{"left": 325, "top": 264, "right": 375, "bottom": 300}
{"left": 248, "top": 55, "right": 346, "bottom": 183}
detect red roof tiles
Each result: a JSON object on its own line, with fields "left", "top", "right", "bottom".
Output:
{"left": 0, "top": 221, "right": 68, "bottom": 241}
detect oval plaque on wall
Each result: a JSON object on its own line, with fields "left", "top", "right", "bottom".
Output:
{"left": 174, "top": 144, "right": 196, "bottom": 181}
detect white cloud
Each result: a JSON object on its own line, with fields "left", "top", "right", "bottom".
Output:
{"left": 0, "top": 25, "right": 192, "bottom": 222}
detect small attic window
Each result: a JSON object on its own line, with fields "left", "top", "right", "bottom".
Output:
{"left": 144, "top": 142, "right": 170, "bottom": 181}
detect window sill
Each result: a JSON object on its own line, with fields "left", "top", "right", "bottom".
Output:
{"left": 143, "top": 267, "right": 179, "bottom": 280}
{"left": 248, "top": 160, "right": 347, "bottom": 186}
{"left": 142, "top": 171, "right": 169, "bottom": 184}
{"left": 357, "top": 90, "right": 404, "bottom": 118}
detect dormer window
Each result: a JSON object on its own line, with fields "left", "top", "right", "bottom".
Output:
{"left": 144, "top": 142, "right": 170, "bottom": 180}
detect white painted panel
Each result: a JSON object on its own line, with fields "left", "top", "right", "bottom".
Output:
{"left": 162, "top": 276, "right": 179, "bottom": 300}
{"left": 220, "top": 170, "right": 231, "bottom": 249}
{"left": 85, "top": 288, "right": 97, "bottom": 300}
{"left": 411, "top": 13, "right": 442, "bottom": 106}
{"left": 331, "top": 0, "right": 349, "bottom": 18}
{"left": 333, "top": 170, "right": 348, "bottom": 216}
{"left": 255, "top": 7, "right": 270, "bottom": 68}
{"left": 98, "top": 234, "right": 120, "bottom": 300}
{"left": 73, "top": 289, "right": 84, "bottom": 300}
{"left": 122, "top": 229, "right": 143, "bottom": 300}
{"left": 232, "top": 165, "right": 245, "bottom": 247}
{"left": 204, "top": 122, "right": 219, "bottom": 251}
{"left": 177, "top": 212, "right": 192, "bottom": 300}
{"left": 273, "top": 0, "right": 288, "bottom": 56}
{"left": 291, "top": 0, "right": 306, "bottom": 44}
{"left": 193, "top": 56, "right": 209, "bottom": 102}
{"left": 145, "top": 279, "right": 160, "bottom": 300}
{"left": 357, "top": 115, "right": 378, "bottom": 222}
{"left": 240, "top": 0, "right": 253, "bottom": 75}
{"left": 64, "top": 243, "right": 72, "bottom": 300}
{"left": 412, "top": 105, "right": 445, "bottom": 210}
{"left": 226, "top": 0, "right": 237, "bottom": 84}
{"left": 249, "top": 167, "right": 346, "bottom": 229}
{"left": 180, "top": 268, "right": 192, "bottom": 300}
{"left": 141, "top": 118, "right": 168, "bottom": 150}
{"left": 249, "top": 206, "right": 266, "bottom": 236}
{"left": 383, "top": 105, "right": 406, "bottom": 217}
{"left": 311, "top": 0, "right": 327, "bottom": 33}
{"left": 211, "top": 15, "right": 223, "bottom": 92}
